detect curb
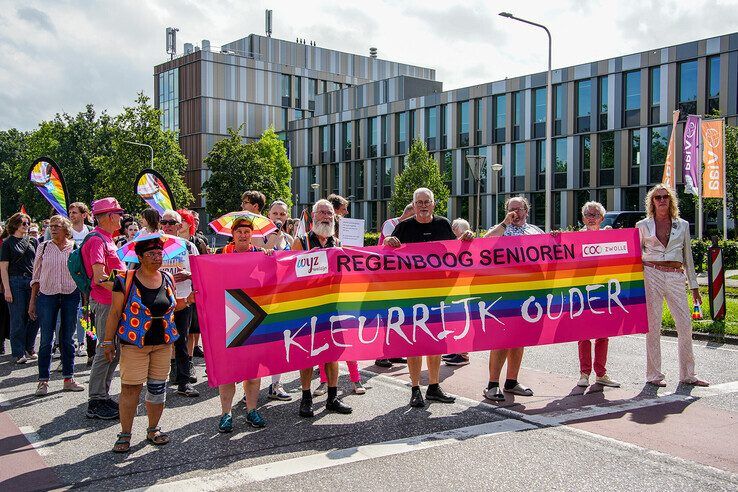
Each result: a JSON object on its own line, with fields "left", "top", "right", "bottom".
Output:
{"left": 662, "top": 328, "right": 738, "bottom": 345}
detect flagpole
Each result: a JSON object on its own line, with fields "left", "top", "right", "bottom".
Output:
{"left": 698, "top": 116, "right": 703, "bottom": 240}
{"left": 723, "top": 117, "right": 728, "bottom": 240}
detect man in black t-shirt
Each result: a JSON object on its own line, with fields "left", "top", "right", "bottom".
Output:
{"left": 383, "top": 188, "right": 474, "bottom": 408}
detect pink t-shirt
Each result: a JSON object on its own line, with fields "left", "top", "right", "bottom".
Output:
{"left": 82, "top": 226, "right": 124, "bottom": 305}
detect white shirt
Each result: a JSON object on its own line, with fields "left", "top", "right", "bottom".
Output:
{"left": 160, "top": 240, "right": 199, "bottom": 297}
{"left": 71, "top": 225, "right": 91, "bottom": 248}
{"left": 636, "top": 217, "right": 697, "bottom": 289}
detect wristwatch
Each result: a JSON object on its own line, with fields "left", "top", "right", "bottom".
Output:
{"left": 100, "top": 340, "right": 114, "bottom": 347}
{"left": 499, "top": 223, "right": 507, "bottom": 229}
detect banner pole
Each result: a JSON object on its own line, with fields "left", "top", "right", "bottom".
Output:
{"left": 698, "top": 116, "right": 703, "bottom": 240}
{"left": 723, "top": 118, "right": 728, "bottom": 240}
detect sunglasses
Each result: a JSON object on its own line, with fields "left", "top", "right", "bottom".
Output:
{"left": 20, "top": 221, "right": 30, "bottom": 226}
{"left": 653, "top": 195, "right": 670, "bottom": 201}
{"left": 160, "top": 220, "right": 180, "bottom": 225}
{"left": 143, "top": 250, "right": 164, "bottom": 258}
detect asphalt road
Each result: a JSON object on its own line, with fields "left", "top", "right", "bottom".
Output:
{"left": 1, "top": 333, "right": 736, "bottom": 491}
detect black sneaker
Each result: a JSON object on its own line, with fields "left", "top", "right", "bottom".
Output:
{"left": 86, "top": 400, "right": 119, "bottom": 420}
{"left": 410, "top": 388, "right": 425, "bottom": 408}
{"left": 325, "top": 398, "right": 353, "bottom": 414}
{"left": 388, "top": 357, "right": 407, "bottom": 364}
{"left": 189, "top": 361, "right": 197, "bottom": 383}
{"left": 425, "top": 385, "right": 455, "bottom": 403}
{"left": 193, "top": 346, "right": 205, "bottom": 358}
{"left": 441, "top": 354, "right": 456, "bottom": 361}
{"left": 177, "top": 383, "right": 200, "bottom": 397}
{"left": 445, "top": 354, "right": 470, "bottom": 366}
{"left": 102, "top": 398, "right": 119, "bottom": 411}
{"left": 375, "top": 359, "right": 392, "bottom": 368}
{"left": 299, "top": 396, "right": 314, "bottom": 418}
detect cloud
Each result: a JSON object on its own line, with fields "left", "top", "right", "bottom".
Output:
{"left": 16, "top": 6, "right": 56, "bottom": 34}
{"left": 402, "top": 3, "right": 507, "bottom": 45}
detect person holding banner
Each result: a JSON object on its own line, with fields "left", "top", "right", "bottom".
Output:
{"left": 636, "top": 185, "right": 709, "bottom": 388}
{"left": 292, "top": 199, "right": 354, "bottom": 417}
{"left": 482, "top": 196, "right": 541, "bottom": 401}
{"left": 214, "top": 217, "right": 269, "bottom": 432}
{"left": 384, "top": 188, "right": 472, "bottom": 407}
{"left": 576, "top": 202, "right": 620, "bottom": 388}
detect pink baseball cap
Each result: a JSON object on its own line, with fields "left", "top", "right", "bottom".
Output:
{"left": 91, "top": 197, "right": 125, "bottom": 215}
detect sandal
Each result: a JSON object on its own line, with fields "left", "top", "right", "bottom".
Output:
{"left": 112, "top": 432, "right": 132, "bottom": 453}
{"left": 146, "top": 426, "right": 170, "bottom": 446}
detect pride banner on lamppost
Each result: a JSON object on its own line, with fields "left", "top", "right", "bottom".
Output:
{"left": 702, "top": 118, "right": 725, "bottom": 198}
{"left": 683, "top": 115, "right": 701, "bottom": 196}
{"left": 191, "top": 229, "right": 648, "bottom": 386}
{"left": 662, "top": 110, "right": 680, "bottom": 189}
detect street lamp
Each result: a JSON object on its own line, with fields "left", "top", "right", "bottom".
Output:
{"left": 465, "top": 155, "right": 487, "bottom": 233}
{"left": 122, "top": 140, "right": 154, "bottom": 170}
{"left": 491, "top": 162, "right": 503, "bottom": 223}
{"left": 499, "top": 12, "right": 552, "bottom": 232}
{"left": 311, "top": 182, "right": 319, "bottom": 203}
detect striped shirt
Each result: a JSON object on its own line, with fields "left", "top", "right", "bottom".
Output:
{"left": 31, "top": 240, "right": 78, "bottom": 295}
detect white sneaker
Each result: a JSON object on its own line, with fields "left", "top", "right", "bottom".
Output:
{"left": 312, "top": 382, "right": 328, "bottom": 397}
{"left": 353, "top": 381, "right": 366, "bottom": 395}
{"left": 26, "top": 352, "right": 38, "bottom": 361}
{"left": 16, "top": 355, "right": 28, "bottom": 364}
{"left": 577, "top": 373, "right": 589, "bottom": 387}
{"left": 76, "top": 346, "right": 85, "bottom": 357}
{"left": 595, "top": 374, "right": 621, "bottom": 388}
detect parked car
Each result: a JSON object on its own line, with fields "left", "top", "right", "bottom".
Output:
{"left": 600, "top": 211, "right": 646, "bottom": 229}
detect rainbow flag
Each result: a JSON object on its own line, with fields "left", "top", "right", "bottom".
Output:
{"left": 135, "top": 168, "right": 176, "bottom": 214}
{"left": 191, "top": 229, "right": 648, "bottom": 386}
{"left": 29, "top": 157, "right": 69, "bottom": 217}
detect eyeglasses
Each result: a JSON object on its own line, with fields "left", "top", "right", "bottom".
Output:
{"left": 414, "top": 200, "right": 433, "bottom": 207}
{"left": 583, "top": 213, "right": 601, "bottom": 219}
{"left": 143, "top": 250, "right": 163, "bottom": 258}
{"left": 653, "top": 195, "right": 670, "bottom": 202}
{"left": 160, "top": 220, "right": 180, "bottom": 225}
{"left": 20, "top": 221, "right": 30, "bottom": 226}
{"left": 507, "top": 207, "right": 526, "bottom": 213}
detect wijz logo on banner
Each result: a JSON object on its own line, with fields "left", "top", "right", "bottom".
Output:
{"left": 295, "top": 250, "right": 329, "bottom": 277}
{"left": 581, "top": 242, "right": 629, "bottom": 257}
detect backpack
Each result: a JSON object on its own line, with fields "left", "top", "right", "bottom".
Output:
{"left": 67, "top": 232, "right": 103, "bottom": 296}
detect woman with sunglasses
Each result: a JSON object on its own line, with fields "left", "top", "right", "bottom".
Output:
{"left": 636, "top": 184, "right": 709, "bottom": 388}
{"left": 0, "top": 212, "right": 40, "bottom": 364}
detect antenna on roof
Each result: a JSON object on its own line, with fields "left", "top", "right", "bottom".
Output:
{"left": 166, "top": 27, "right": 179, "bottom": 60}
{"left": 265, "top": 9, "right": 273, "bottom": 37}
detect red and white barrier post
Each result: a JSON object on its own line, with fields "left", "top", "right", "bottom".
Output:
{"left": 707, "top": 236, "right": 726, "bottom": 321}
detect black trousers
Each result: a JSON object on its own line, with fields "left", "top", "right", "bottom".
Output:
{"left": 173, "top": 305, "right": 193, "bottom": 386}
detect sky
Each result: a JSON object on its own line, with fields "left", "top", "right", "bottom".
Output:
{"left": 2, "top": 0, "right": 738, "bottom": 131}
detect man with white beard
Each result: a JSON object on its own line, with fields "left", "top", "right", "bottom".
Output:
{"left": 291, "top": 199, "right": 353, "bottom": 417}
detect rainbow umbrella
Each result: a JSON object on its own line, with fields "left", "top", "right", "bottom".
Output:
{"left": 209, "top": 211, "right": 277, "bottom": 238}
{"left": 116, "top": 231, "right": 188, "bottom": 264}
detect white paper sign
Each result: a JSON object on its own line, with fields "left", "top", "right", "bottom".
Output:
{"left": 338, "top": 218, "right": 365, "bottom": 247}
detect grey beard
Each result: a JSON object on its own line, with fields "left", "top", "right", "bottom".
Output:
{"left": 312, "top": 221, "right": 335, "bottom": 238}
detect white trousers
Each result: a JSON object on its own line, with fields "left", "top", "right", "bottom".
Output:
{"left": 643, "top": 266, "right": 697, "bottom": 383}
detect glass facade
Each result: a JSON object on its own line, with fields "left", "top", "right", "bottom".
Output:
{"left": 158, "top": 68, "right": 179, "bottom": 131}
{"left": 576, "top": 80, "right": 591, "bottom": 133}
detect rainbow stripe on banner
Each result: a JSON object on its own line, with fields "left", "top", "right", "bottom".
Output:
{"left": 191, "top": 229, "right": 648, "bottom": 386}
{"left": 135, "top": 168, "right": 176, "bottom": 214}
{"left": 29, "top": 157, "right": 69, "bottom": 217}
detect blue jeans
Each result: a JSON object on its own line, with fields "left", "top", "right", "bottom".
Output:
{"left": 37, "top": 291, "right": 80, "bottom": 380}
{"left": 8, "top": 275, "right": 38, "bottom": 358}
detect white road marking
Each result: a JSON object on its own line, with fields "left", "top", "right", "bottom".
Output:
{"left": 629, "top": 334, "right": 738, "bottom": 352}
{"left": 0, "top": 393, "right": 10, "bottom": 407}
{"left": 134, "top": 419, "right": 534, "bottom": 491}
{"left": 18, "top": 425, "right": 53, "bottom": 456}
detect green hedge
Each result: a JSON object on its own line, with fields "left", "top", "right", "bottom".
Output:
{"left": 364, "top": 232, "right": 380, "bottom": 246}
{"left": 691, "top": 240, "right": 738, "bottom": 272}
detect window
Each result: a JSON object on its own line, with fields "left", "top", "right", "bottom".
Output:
{"left": 342, "top": 122, "right": 352, "bottom": 160}
{"left": 649, "top": 67, "right": 660, "bottom": 124}
{"left": 307, "top": 128, "right": 313, "bottom": 165}
{"left": 332, "top": 164, "right": 339, "bottom": 194}
{"left": 158, "top": 68, "right": 179, "bottom": 132}
{"left": 599, "top": 131, "right": 614, "bottom": 186}
{"left": 623, "top": 70, "right": 641, "bottom": 127}
{"left": 576, "top": 80, "right": 591, "bottom": 133}
{"left": 533, "top": 87, "right": 546, "bottom": 138}
{"left": 678, "top": 60, "right": 697, "bottom": 117}
{"left": 354, "top": 161, "right": 364, "bottom": 200}
{"left": 355, "top": 120, "right": 361, "bottom": 158}
{"left": 410, "top": 110, "right": 419, "bottom": 142}
{"left": 320, "top": 125, "right": 329, "bottom": 163}
{"left": 554, "top": 84, "right": 563, "bottom": 135}
{"left": 308, "top": 78, "right": 317, "bottom": 111}
{"left": 281, "top": 74, "right": 291, "bottom": 107}
{"left": 554, "top": 138, "right": 567, "bottom": 189}
{"left": 396, "top": 112, "right": 407, "bottom": 154}
{"left": 295, "top": 76, "right": 302, "bottom": 108}
{"left": 536, "top": 140, "right": 546, "bottom": 190}
{"left": 598, "top": 76, "right": 608, "bottom": 130}
{"left": 442, "top": 151, "right": 453, "bottom": 189}
{"left": 512, "top": 143, "right": 525, "bottom": 191}
{"left": 580, "top": 136, "right": 591, "bottom": 188}
{"left": 630, "top": 130, "right": 640, "bottom": 185}
{"left": 494, "top": 94, "right": 506, "bottom": 142}
{"left": 649, "top": 126, "right": 669, "bottom": 183}
{"left": 707, "top": 56, "right": 720, "bottom": 114}
{"left": 475, "top": 99, "right": 483, "bottom": 144}
{"left": 458, "top": 101, "right": 470, "bottom": 147}
{"left": 368, "top": 117, "right": 378, "bottom": 157}
{"left": 381, "top": 115, "right": 388, "bottom": 155}
{"left": 426, "top": 106, "right": 438, "bottom": 150}
{"left": 383, "top": 158, "right": 392, "bottom": 198}
{"left": 513, "top": 91, "right": 522, "bottom": 140}
{"left": 329, "top": 124, "right": 336, "bottom": 162}
{"left": 496, "top": 145, "right": 506, "bottom": 193}
{"left": 441, "top": 104, "right": 449, "bottom": 149}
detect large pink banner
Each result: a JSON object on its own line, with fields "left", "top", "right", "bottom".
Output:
{"left": 191, "top": 229, "right": 648, "bottom": 386}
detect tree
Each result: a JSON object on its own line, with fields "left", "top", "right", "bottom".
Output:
{"left": 0, "top": 128, "right": 28, "bottom": 218}
{"left": 92, "top": 93, "right": 193, "bottom": 213}
{"left": 390, "top": 139, "right": 451, "bottom": 216}
{"left": 202, "top": 126, "right": 292, "bottom": 218}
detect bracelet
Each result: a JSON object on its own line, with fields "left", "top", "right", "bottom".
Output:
{"left": 499, "top": 223, "right": 507, "bottom": 229}
{"left": 100, "top": 341, "right": 114, "bottom": 347}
